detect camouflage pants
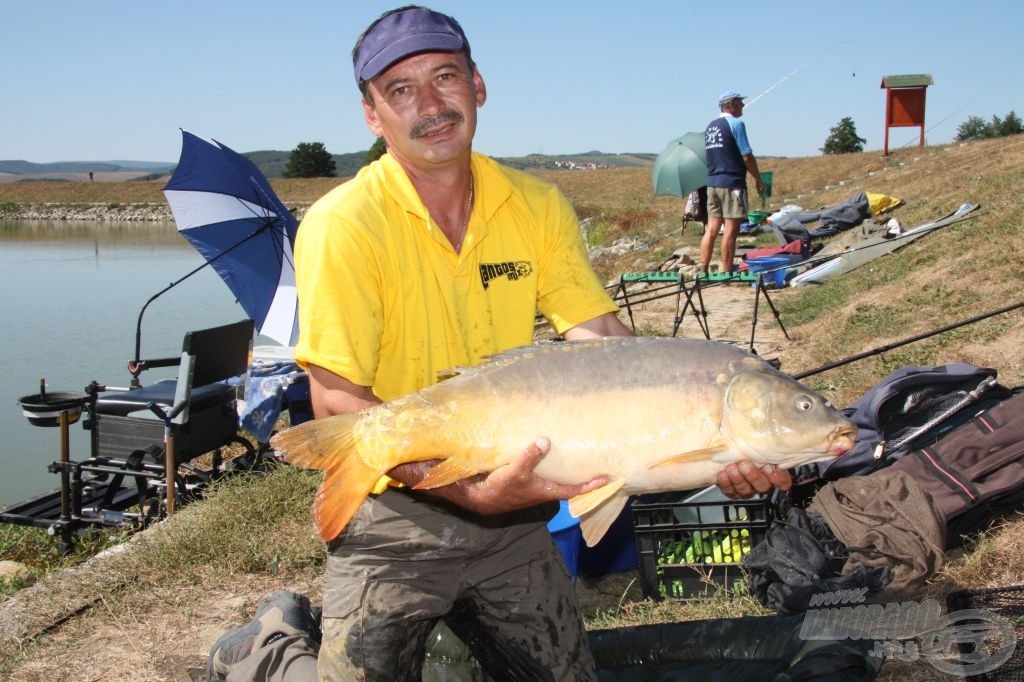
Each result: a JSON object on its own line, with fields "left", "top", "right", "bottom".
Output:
{"left": 316, "top": 489, "right": 596, "bottom": 682}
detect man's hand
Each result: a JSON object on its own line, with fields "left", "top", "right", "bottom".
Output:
{"left": 716, "top": 461, "right": 792, "bottom": 500}
{"left": 466, "top": 438, "right": 609, "bottom": 514}
{"left": 390, "top": 438, "right": 608, "bottom": 515}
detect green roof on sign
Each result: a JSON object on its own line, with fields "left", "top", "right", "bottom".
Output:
{"left": 880, "top": 74, "right": 934, "bottom": 88}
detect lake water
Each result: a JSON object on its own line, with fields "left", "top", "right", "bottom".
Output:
{"left": 0, "top": 219, "right": 261, "bottom": 507}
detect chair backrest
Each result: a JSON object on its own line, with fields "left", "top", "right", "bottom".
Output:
{"left": 181, "top": 319, "right": 255, "bottom": 387}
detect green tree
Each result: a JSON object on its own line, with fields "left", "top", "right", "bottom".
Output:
{"left": 955, "top": 115, "right": 994, "bottom": 141}
{"left": 283, "top": 142, "right": 336, "bottom": 178}
{"left": 955, "top": 111, "right": 1023, "bottom": 141}
{"left": 821, "top": 117, "right": 866, "bottom": 154}
{"left": 997, "top": 110, "right": 1023, "bottom": 136}
{"left": 365, "top": 137, "right": 388, "bottom": 165}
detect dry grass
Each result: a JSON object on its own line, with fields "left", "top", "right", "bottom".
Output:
{"left": 0, "top": 177, "right": 348, "bottom": 207}
{"left": 2, "top": 135, "right": 1024, "bottom": 679}
{"left": 0, "top": 179, "right": 169, "bottom": 206}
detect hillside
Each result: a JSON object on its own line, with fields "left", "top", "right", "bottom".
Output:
{"left": 0, "top": 150, "right": 653, "bottom": 184}
{"left": 0, "top": 160, "right": 176, "bottom": 176}
{"left": 1, "top": 136, "right": 1023, "bottom": 680}
{"left": 0, "top": 160, "right": 176, "bottom": 184}
{"left": 242, "top": 149, "right": 370, "bottom": 179}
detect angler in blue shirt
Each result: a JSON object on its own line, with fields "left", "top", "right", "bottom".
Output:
{"left": 702, "top": 90, "right": 765, "bottom": 275}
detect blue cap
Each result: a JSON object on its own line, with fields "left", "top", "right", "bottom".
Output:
{"left": 718, "top": 89, "right": 745, "bottom": 106}
{"left": 354, "top": 7, "right": 468, "bottom": 83}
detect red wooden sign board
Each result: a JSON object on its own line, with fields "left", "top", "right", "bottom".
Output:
{"left": 881, "top": 74, "right": 933, "bottom": 155}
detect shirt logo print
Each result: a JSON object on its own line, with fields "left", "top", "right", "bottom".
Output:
{"left": 479, "top": 261, "right": 533, "bottom": 289}
{"left": 706, "top": 127, "right": 724, "bottom": 149}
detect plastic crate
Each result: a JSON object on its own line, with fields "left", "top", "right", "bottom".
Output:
{"left": 632, "top": 487, "right": 776, "bottom": 600}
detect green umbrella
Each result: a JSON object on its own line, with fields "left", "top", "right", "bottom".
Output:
{"left": 652, "top": 132, "right": 708, "bottom": 198}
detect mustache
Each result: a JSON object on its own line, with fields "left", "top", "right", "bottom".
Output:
{"left": 410, "top": 109, "right": 465, "bottom": 138}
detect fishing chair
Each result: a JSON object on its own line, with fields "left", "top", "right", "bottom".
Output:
{"left": 82, "top": 318, "right": 256, "bottom": 518}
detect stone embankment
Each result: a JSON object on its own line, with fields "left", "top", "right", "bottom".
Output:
{"left": 5, "top": 203, "right": 173, "bottom": 221}
{"left": 3, "top": 203, "right": 310, "bottom": 222}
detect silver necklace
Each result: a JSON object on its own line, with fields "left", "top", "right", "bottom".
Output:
{"left": 454, "top": 174, "right": 474, "bottom": 253}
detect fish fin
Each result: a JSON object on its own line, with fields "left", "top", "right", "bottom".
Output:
{"left": 270, "top": 413, "right": 361, "bottom": 470}
{"left": 650, "top": 439, "right": 730, "bottom": 467}
{"left": 567, "top": 478, "right": 626, "bottom": 518}
{"left": 412, "top": 457, "right": 481, "bottom": 490}
{"left": 434, "top": 338, "right": 613, "bottom": 382}
{"left": 270, "top": 414, "right": 383, "bottom": 541}
{"left": 576, "top": 491, "right": 630, "bottom": 548}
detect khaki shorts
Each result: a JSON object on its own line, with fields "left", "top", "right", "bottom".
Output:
{"left": 317, "top": 489, "right": 595, "bottom": 681}
{"left": 707, "top": 186, "right": 749, "bottom": 220}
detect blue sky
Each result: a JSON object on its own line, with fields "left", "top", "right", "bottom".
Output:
{"left": 5, "top": 1, "right": 1022, "bottom": 163}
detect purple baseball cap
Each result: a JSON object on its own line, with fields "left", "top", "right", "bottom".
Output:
{"left": 354, "top": 7, "right": 469, "bottom": 83}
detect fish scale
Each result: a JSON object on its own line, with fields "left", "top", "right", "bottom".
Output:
{"left": 272, "top": 336, "right": 857, "bottom": 546}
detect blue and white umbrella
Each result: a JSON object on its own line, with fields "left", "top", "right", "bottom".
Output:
{"left": 163, "top": 130, "right": 299, "bottom": 346}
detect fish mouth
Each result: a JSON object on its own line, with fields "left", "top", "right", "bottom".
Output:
{"left": 827, "top": 425, "right": 858, "bottom": 457}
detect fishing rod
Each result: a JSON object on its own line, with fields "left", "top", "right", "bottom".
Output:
{"left": 792, "top": 300, "right": 1024, "bottom": 380}
{"left": 754, "top": 207, "right": 982, "bottom": 283}
{"left": 605, "top": 222, "right": 925, "bottom": 310}
{"left": 745, "top": 56, "right": 820, "bottom": 108}
{"left": 539, "top": 273, "right": 731, "bottom": 331}
{"left": 631, "top": 228, "right": 681, "bottom": 251}
{"left": 608, "top": 276, "right": 679, "bottom": 298}
{"left": 592, "top": 207, "right": 982, "bottom": 333}
{"left": 745, "top": 41, "right": 850, "bottom": 108}
{"left": 129, "top": 216, "right": 279, "bottom": 384}
{"left": 608, "top": 273, "right": 744, "bottom": 307}
{"left": 896, "top": 96, "right": 983, "bottom": 150}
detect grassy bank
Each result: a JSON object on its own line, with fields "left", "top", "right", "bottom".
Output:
{"left": 2, "top": 136, "right": 1023, "bottom": 679}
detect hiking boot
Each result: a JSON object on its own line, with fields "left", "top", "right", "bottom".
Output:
{"left": 205, "top": 591, "right": 320, "bottom": 681}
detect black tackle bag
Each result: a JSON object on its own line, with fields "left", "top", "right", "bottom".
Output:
{"left": 890, "top": 389, "right": 1024, "bottom": 548}
{"left": 792, "top": 363, "right": 1012, "bottom": 494}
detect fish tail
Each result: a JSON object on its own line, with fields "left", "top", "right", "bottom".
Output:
{"left": 270, "top": 414, "right": 383, "bottom": 541}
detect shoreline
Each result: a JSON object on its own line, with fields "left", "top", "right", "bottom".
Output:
{"left": 3, "top": 202, "right": 172, "bottom": 222}
{"left": 2, "top": 202, "right": 310, "bottom": 222}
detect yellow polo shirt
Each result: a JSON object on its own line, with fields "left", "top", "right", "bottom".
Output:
{"left": 293, "top": 152, "right": 618, "bottom": 402}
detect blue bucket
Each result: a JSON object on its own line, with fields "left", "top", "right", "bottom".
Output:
{"left": 746, "top": 255, "right": 801, "bottom": 288}
{"left": 547, "top": 501, "right": 582, "bottom": 578}
{"left": 547, "top": 500, "right": 639, "bottom": 578}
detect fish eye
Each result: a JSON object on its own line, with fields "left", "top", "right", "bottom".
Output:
{"left": 795, "top": 395, "right": 814, "bottom": 411}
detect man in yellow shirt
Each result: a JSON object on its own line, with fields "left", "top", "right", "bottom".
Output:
{"left": 208, "top": 6, "right": 789, "bottom": 681}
